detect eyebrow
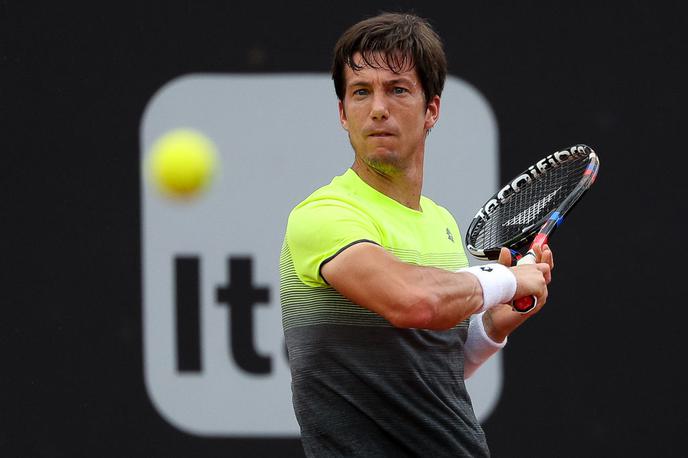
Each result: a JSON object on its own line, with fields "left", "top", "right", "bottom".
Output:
{"left": 347, "top": 77, "right": 416, "bottom": 88}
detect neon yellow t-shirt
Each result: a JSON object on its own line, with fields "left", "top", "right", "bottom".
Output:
{"left": 281, "top": 167, "right": 469, "bottom": 329}
{"left": 280, "top": 168, "right": 489, "bottom": 455}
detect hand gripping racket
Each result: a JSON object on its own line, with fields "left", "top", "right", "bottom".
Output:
{"left": 465, "top": 144, "right": 600, "bottom": 313}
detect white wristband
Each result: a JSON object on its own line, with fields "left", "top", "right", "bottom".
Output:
{"left": 457, "top": 263, "right": 516, "bottom": 313}
{"left": 464, "top": 312, "right": 507, "bottom": 379}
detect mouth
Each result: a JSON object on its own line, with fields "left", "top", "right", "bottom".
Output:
{"left": 367, "top": 131, "right": 395, "bottom": 138}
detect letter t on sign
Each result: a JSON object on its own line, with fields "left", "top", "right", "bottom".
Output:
{"left": 216, "top": 257, "right": 271, "bottom": 374}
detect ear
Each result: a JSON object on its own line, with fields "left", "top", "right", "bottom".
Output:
{"left": 338, "top": 99, "right": 349, "bottom": 131}
{"left": 424, "top": 95, "right": 440, "bottom": 131}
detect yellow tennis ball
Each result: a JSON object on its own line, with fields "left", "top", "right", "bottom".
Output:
{"left": 148, "top": 129, "right": 217, "bottom": 198}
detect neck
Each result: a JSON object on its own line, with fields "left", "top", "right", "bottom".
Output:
{"left": 351, "top": 155, "right": 424, "bottom": 211}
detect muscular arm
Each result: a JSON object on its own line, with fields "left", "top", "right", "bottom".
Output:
{"left": 321, "top": 242, "right": 482, "bottom": 329}
{"left": 321, "top": 242, "right": 551, "bottom": 330}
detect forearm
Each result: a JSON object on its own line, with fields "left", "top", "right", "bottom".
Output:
{"left": 322, "top": 243, "right": 519, "bottom": 330}
{"left": 418, "top": 267, "right": 488, "bottom": 329}
{"left": 322, "top": 243, "right": 491, "bottom": 329}
{"left": 422, "top": 264, "right": 517, "bottom": 329}
{"left": 343, "top": 262, "right": 521, "bottom": 330}
{"left": 366, "top": 262, "right": 485, "bottom": 329}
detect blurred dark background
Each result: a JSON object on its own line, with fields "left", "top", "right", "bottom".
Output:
{"left": 3, "top": 1, "right": 686, "bottom": 456}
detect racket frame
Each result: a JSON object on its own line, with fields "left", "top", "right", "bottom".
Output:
{"left": 466, "top": 145, "right": 599, "bottom": 261}
{"left": 465, "top": 144, "right": 600, "bottom": 313}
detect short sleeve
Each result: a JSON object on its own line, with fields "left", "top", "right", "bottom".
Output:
{"left": 286, "top": 199, "right": 381, "bottom": 287}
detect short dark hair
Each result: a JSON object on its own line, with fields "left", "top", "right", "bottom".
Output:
{"left": 331, "top": 12, "right": 447, "bottom": 105}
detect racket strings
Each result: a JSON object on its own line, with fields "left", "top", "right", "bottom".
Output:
{"left": 503, "top": 186, "right": 562, "bottom": 226}
{"left": 471, "top": 158, "right": 590, "bottom": 250}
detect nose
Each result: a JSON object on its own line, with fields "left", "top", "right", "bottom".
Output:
{"left": 370, "top": 93, "right": 389, "bottom": 120}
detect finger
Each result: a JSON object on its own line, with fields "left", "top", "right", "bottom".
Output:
{"left": 543, "top": 244, "right": 554, "bottom": 270}
{"left": 543, "top": 265, "right": 552, "bottom": 284}
{"left": 498, "top": 247, "right": 512, "bottom": 267}
{"left": 540, "top": 244, "right": 553, "bottom": 270}
{"left": 538, "top": 286, "right": 548, "bottom": 308}
{"left": 532, "top": 243, "right": 543, "bottom": 263}
{"left": 536, "top": 262, "right": 552, "bottom": 284}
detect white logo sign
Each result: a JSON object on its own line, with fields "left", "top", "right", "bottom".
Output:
{"left": 140, "top": 74, "right": 501, "bottom": 436}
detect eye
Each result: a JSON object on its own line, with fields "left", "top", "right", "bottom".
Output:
{"left": 393, "top": 87, "right": 409, "bottom": 95}
{"left": 353, "top": 88, "right": 369, "bottom": 97}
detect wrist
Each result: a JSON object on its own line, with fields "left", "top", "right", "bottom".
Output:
{"left": 482, "top": 307, "right": 508, "bottom": 343}
{"left": 457, "top": 263, "right": 517, "bottom": 313}
{"left": 465, "top": 312, "right": 507, "bottom": 362}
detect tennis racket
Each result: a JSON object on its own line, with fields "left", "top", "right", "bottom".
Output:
{"left": 465, "top": 144, "right": 600, "bottom": 313}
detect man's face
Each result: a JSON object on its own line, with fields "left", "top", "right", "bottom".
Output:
{"left": 338, "top": 52, "right": 440, "bottom": 174}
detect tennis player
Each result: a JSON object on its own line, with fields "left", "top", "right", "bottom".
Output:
{"left": 280, "top": 12, "right": 553, "bottom": 457}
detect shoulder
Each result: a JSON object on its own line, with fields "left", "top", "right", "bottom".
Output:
{"left": 288, "top": 171, "right": 377, "bottom": 232}
{"left": 421, "top": 195, "right": 457, "bottom": 222}
{"left": 289, "top": 190, "right": 369, "bottom": 230}
{"left": 286, "top": 173, "right": 381, "bottom": 246}
{"left": 284, "top": 174, "right": 382, "bottom": 285}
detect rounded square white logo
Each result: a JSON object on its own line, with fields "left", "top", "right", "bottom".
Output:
{"left": 140, "top": 74, "right": 501, "bottom": 436}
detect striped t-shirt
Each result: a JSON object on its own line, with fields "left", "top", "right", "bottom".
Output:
{"left": 280, "top": 168, "right": 490, "bottom": 457}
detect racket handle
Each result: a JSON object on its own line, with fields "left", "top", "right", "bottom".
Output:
{"left": 512, "top": 250, "right": 537, "bottom": 313}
